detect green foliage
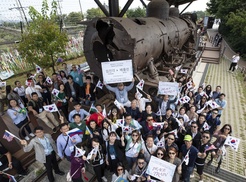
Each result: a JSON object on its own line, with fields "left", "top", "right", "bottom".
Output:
{"left": 126, "top": 7, "right": 146, "bottom": 18}
{"left": 85, "top": 8, "right": 105, "bottom": 20}
{"left": 17, "top": 0, "right": 68, "bottom": 72}
{"left": 66, "top": 12, "right": 84, "bottom": 25}
{"left": 207, "top": 0, "right": 246, "bottom": 56}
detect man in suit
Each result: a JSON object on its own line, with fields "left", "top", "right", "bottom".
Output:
{"left": 65, "top": 75, "right": 82, "bottom": 102}
{"left": 186, "top": 121, "right": 202, "bottom": 149}
{"left": 20, "top": 126, "right": 65, "bottom": 182}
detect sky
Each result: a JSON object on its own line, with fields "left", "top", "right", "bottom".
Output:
{"left": 0, "top": 0, "right": 209, "bottom": 22}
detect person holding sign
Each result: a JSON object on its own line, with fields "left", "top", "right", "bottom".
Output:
{"left": 104, "top": 78, "right": 135, "bottom": 113}
{"left": 165, "top": 147, "right": 182, "bottom": 182}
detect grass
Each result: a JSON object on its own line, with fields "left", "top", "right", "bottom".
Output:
{"left": 5, "top": 56, "right": 85, "bottom": 88}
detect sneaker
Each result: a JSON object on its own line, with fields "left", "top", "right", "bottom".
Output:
{"left": 101, "top": 176, "right": 108, "bottom": 182}
{"left": 29, "top": 133, "right": 35, "bottom": 137}
{"left": 25, "top": 136, "right": 30, "bottom": 141}
{"left": 215, "top": 166, "right": 221, "bottom": 173}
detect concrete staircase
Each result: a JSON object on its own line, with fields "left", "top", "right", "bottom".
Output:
{"left": 201, "top": 46, "right": 221, "bottom": 64}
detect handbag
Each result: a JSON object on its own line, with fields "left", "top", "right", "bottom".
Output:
{"left": 66, "top": 167, "right": 80, "bottom": 182}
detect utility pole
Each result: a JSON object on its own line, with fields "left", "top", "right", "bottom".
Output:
{"left": 57, "top": 0, "right": 65, "bottom": 28}
{"left": 78, "top": 0, "right": 83, "bottom": 20}
{"left": 16, "top": 0, "right": 29, "bottom": 26}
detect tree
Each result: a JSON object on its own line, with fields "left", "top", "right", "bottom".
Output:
{"left": 66, "top": 12, "right": 84, "bottom": 25}
{"left": 206, "top": 0, "right": 246, "bottom": 56}
{"left": 126, "top": 7, "right": 146, "bottom": 18}
{"left": 17, "top": 0, "right": 68, "bottom": 73}
{"left": 85, "top": 8, "right": 105, "bottom": 20}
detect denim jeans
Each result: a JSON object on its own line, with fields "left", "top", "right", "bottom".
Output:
{"left": 126, "top": 156, "right": 137, "bottom": 170}
{"left": 182, "top": 164, "right": 194, "bottom": 182}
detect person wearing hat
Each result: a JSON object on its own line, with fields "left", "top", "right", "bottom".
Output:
{"left": 180, "top": 134, "right": 198, "bottom": 182}
{"left": 82, "top": 76, "right": 96, "bottom": 106}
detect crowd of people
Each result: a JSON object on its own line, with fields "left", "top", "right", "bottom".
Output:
{"left": 0, "top": 63, "right": 233, "bottom": 182}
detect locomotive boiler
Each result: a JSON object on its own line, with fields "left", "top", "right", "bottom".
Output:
{"left": 83, "top": 0, "right": 197, "bottom": 90}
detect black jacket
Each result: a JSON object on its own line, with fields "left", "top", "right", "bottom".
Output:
{"left": 64, "top": 82, "right": 81, "bottom": 101}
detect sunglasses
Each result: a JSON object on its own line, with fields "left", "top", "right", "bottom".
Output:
{"left": 117, "top": 168, "right": 123, "bottom": 171}
{"left": 202, "top": 136, "right": 209, "bottom": 139}
{"left": 224, "top": 127, "right": 230, "bottom": 130}
{"left": 132, "top": 134, "right": 138, "bottom": 137}
{"left": 168, "top": 137, "right": 174, "bottom": 140}
{"left": 157, "top": 153, "right": 164, "bottom": 156}
{"left": 191, "top": 126, "right": 197, "bottom": 128}
{"left": 169, "top": 152, "right": 176, "bottom": 155}
{"left": 212, "top": 112, "right": 218, "bottom": 114}
{"left": 138, "top": 162, "right": 144, "bottom": 165}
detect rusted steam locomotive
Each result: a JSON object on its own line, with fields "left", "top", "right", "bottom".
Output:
{"left": 83, "top": 0, "right": 197, "bottom": 90}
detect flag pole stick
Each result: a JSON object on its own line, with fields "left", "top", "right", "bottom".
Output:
{"left": 5, "top": 130, "right": 21, "bottom": 141}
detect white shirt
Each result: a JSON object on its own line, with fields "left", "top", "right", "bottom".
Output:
{"left": 25, "top": 85, "right": 42, "bottom": 97}
{"left": 14, "top": 86, "right": 26, "bottom": 97}
{"left": 232, "top": 55, "right": 240, "bottom": 63}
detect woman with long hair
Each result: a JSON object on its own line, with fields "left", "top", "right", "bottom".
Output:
{"left": 101, "top": 119, "right": 118, "bottom": 142}
{"left": 36, "top": 74, "right": 52, "bottom": 104}
{"left": 87, "top": 120, "right": 103, "bottom": 148}
{"left": 125, "top": 130, "right": 142, "bottom": 170}
{"left": 105, "top": 132, "right": 125, "bottom": 172}
{"left": 112, "top": 162, "right": 129, "bottom": 182}
{"left": 141, "top": 104, "right": 156, "bottom": 122}
{"left": 56, "top": 83, "right": 69, "bottom": 120}
{"left": 6, "top": 85, "right": 24, "bottom": 108}
{"left": 87, "top": 138, "right": 107, "bottom": 182}
{"left": 59, "top": 70, "right": 68, "bottom": 84}
{"left": 7, "top": 99, "right": 34, "bottom": 140}
{"left": 153, "top": 147, "right": 166, "bottom": 160}
{"left": 165, "top": 147, "right": 182, "bottom": 182}
{"left": 108, "top": 107, "right": 121, "bottom": 124}
{"left": 207, "top": 124, "right": 232, "bottom": 173}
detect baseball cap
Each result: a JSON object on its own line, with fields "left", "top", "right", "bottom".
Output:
{"left": 184, "top": 135, "right": 192, "bottom": 142}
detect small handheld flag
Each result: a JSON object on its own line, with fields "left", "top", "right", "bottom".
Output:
{"left": 46, "top": 76, "right": 53, "bottom": 84}
{"left": 135, "top": 88, "right": 143, "bottom": 100}
{"left": 203, "top": 122, "right": 210, "bottom": 131}
{"left": 51, "top": 88, "right": 60, "bottom": 97}
{"left": 180, "top": 69, "right": 188, "bottom": 74}
{"left": 179, "top": 96, "right": 190, "bottom": 104}
{"left": 156, "top": 107, "right": 162, "bottom": 116}
{"left": 96, "top": 80, "right": 103, "bottom": 89}
{"left": 136, "top": 79, "right": 144, "bottom": 90}
{"left": 0, "top": 81, "right": 6, "bottom": 87}
{"left": 66, "top": 128, "right": 83, "bottom": 138}
{"left": 182, "top": 149, "right": 190, "bottom": 165}
{"left": 224, "top": 136, "right": 240, "bottom": 152}
{"left": 3, "top": 131, "right": 14, "bottom": 142}
{"left": 43, "top": 104, "right": 58, "bottom": 112}
{"left": 114, "top": 99, "right": 122, "bottom": 110}
{"left": 209, "top": 101, "right": 220, "bottom": 109}
{"left": 35, "top": 64, "right": 42, "bottom": 73}
{"left": 74, "top": 146, "right": 86, "bottom": 157}
{"left": 204, "top": 144, "right": 217, "bottom": 152}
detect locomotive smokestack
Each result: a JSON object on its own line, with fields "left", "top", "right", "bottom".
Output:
{"left": 169, "top": 7, "right": 179, "bottom": 17}
{"left": 147, "top": 0, "right": 169, "bottom": 19}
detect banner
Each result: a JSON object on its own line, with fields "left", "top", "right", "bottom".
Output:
{"left": 101, "top": 60, "right": 133, "bottom": 84}
{"left": 158, "top": 82, "right": 179, "bottom": 96}
{"left": 146, "top": 156, "right": 176, "bottom": 182}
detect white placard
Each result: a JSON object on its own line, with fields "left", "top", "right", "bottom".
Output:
{"left": 146, "top": 156, "right": 176, "bottom": 182}
{"left": 158, "top": 82, "right": 179, "bottom": 96}
{"left": 101, "top": 60, "right": 133, "bottom": 84}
